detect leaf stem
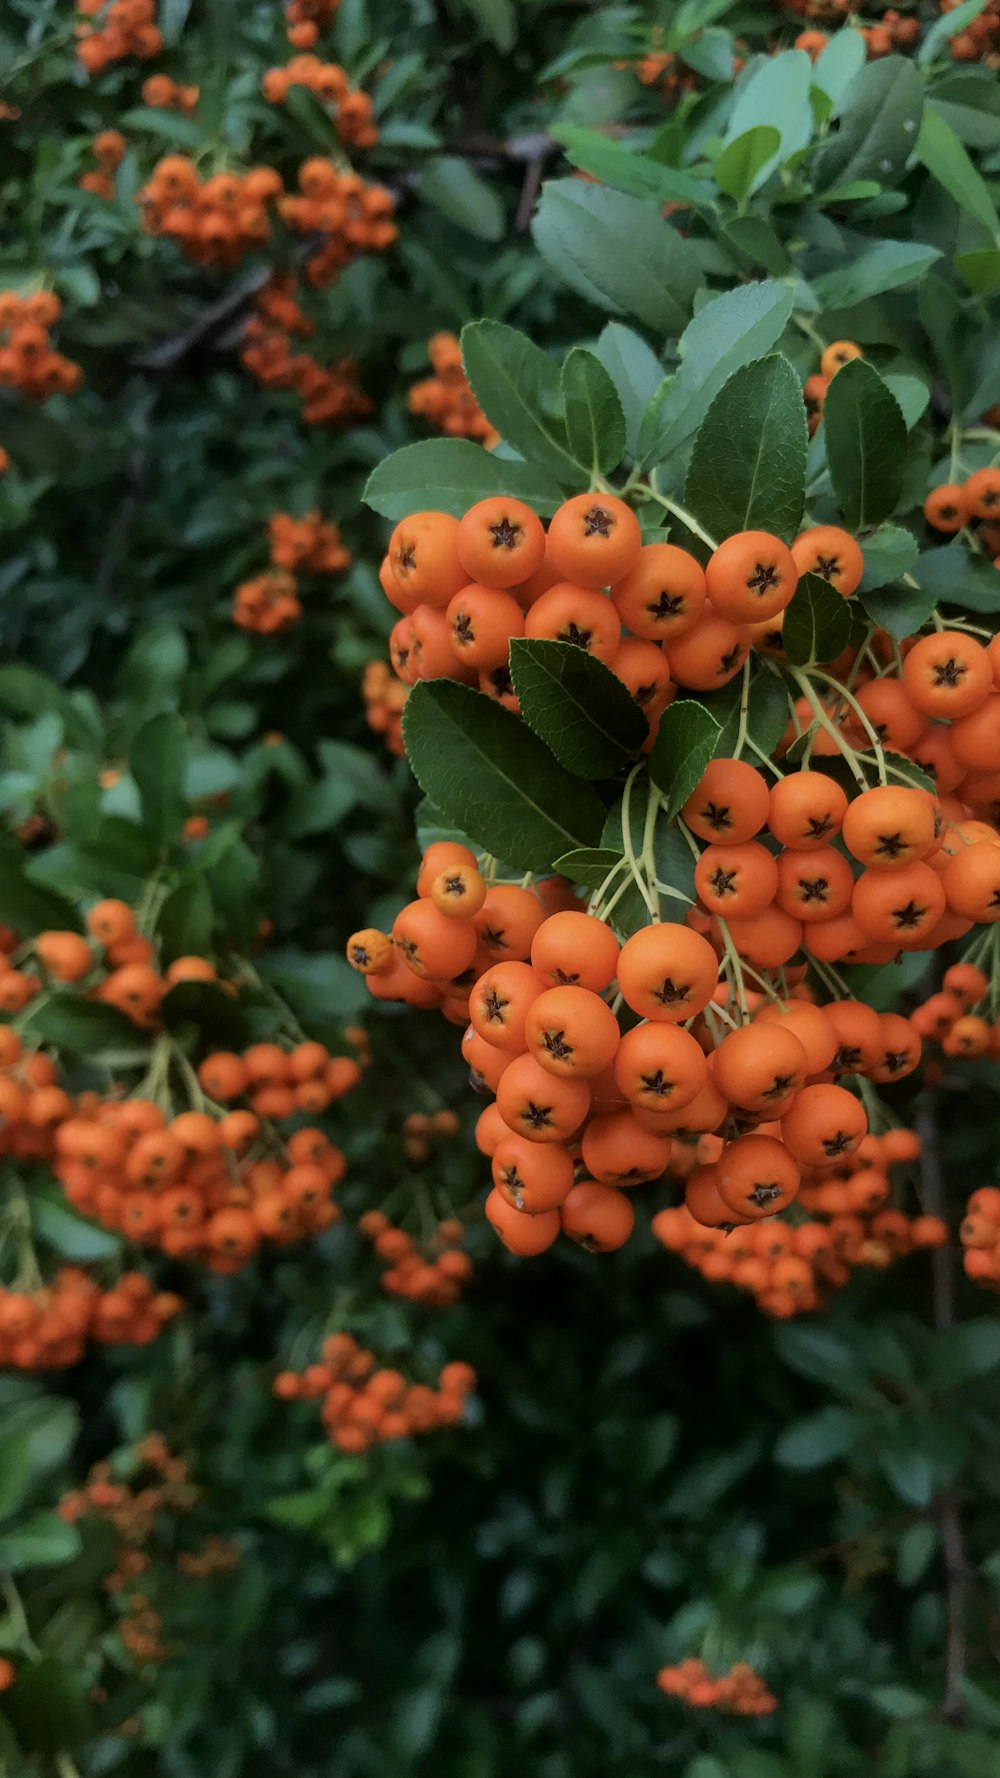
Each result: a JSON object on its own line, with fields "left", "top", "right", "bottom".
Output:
{"left": 786, "top": 668, "right": 867, "bottom": 789}
{"left": 640, "top": 484, "right": 719, "bottom": 551}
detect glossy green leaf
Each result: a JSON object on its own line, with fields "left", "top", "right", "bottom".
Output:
{"left": 560, "top": 348, "right": 627, "bottom": 475}
{"left": 783, "top": 572, "right": 855, "bottom": 666}
{"left": 0, "top": 1513, "right": 81, "bottom": 1571}
{"left": 130, "top": 712, "right": 188, "bottom": 845}
{"left": 714, "top": 127, "right": 781, "bottom": 202}
{"left": 916, "top": 105, "right": 999, "bottom": 235}
{"left": 812, "top": 241, "right": 941, "bottom": 309}
{"left": 592, "top": 324, "right": 664, "bottom": 459}
{"left": 461, "top": 321, "right": 577, "bottom": 479}
{"left": 3, "top": 1659, "right": 92, "bottom": 1755}
{"left": 403, "top": 681, "right": 605, "bottom": 871}
{"left": 364, "top": 439, "right": 565, "bottom": 519}
{"left": 915, "top": 542, "right": 1000, "bottom": 613}
{"left": 813, "top": 56, "right": 923, "bottom": 189}
{"left": 648, "top": 701, "right": 722, "bottom": 818}
{"left": 774, "top": 1407, "right": 863, "bottom": 1469}
{"left": 725, "top": 51, "right": 813, "bottom": 185}
{"left": 509, "top": 639, "right": 646, "bottom": 778}
{"left": 531, "top": 180, "right": 703, "bottom": 335}
{"left": 638, "top": 279, "right": 794, "bottom": 467}
{"left": 549, "top": 128, "right": 715, "bottom": 211}
{"left": 685, "top": 354, "right": 806, "bottom": 543}
{"left": 823, "top": 358, "right": 907, "bottom": 530}
{"left": 419, "top": 157, "right": 505, "bottom": 241}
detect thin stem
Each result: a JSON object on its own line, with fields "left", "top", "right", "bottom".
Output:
{"left": 810, "top": 667, "right": 888, "bottom": 785}
{"left": 786, "top": 668, "right": 867, "bottom": 789}
{"left": 716, "top": 918, "right": 749, "bottom": 1021}
{"left": 733, "top": 656, "right": 752, "bottom": 761}
{"left": 587, "top": 857, "right": 629, "bottom": 919}
{"left": 641, "top": 485, "right": 719, "bottom": 551}
{"left": 620, "top": 764, "right": 658, "bottom": 921}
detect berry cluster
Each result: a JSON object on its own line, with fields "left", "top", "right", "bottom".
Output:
{"left": 274, "top": 1333, "right": 477, "bottom": 1452}
{"left": 655, "top": 1128, "right": 946, "bottom": 1319}
{"left": 262, "top": 56, "right": 378, "bottom": 148}
{"left": 401, "top": 1105, "right": 460, "bottom": 1164}
{"left": 198, "top": 1040, "right": 361, "bottom": 1118}
{"left": 79, "top": 128, "right": 127, "bottom": 200}
{"left": 0, "top": 1269, "right": 180, "bottom": 1370}
{"left": 76, "top": 0, "right": 161, "bottom": 73}
{"left": 911, "top": 961, "right": 999, "bottom": 1057}
{"left": 60, "top": 1436, "right": 234, "bottom": 1669}
{"left": 802, "top": 337, "right": 862, "bottom": 436}
{"left": 141, "top": 73, "right": 199, "bottom": 112}
{"left": 924, "top": 468, "right": 1000, "bottom": 561}
{"left": 0, "top": 290, "right": 82, "bottom": 401}
{"left": 241, "top": 276, "right": 373, "bottom": 423}
{"left": 137, "top": 156, "right": 283, "bottom": 269}
{"left": 361, "top": 658, "right": 406, "bottom": 757}
{"left": 358, "top": 1211, "right": 473, "bottom": 1305}
{"left": 278, "top": 157, "right": 397, "bottom": 288}
{"left": 233, "top": 510, "right": 351, "bottom": 631}
{"left": 960, "top": 1188, "right": 1000, "bottom": 1290}
{"left": 285, "top": 0, "right": 341, "bottom": 47}
{"left": 54, "top": 1107, "right": 347, "bottom": 1270}
{"left": 656, "top": 1659, "right": 777, "bottom": 1716}
{"left": 407, "top": 334, "right": 499, "bottom": 447}
{"left": 4, "top": 902, "right": 218, "bottom": 1026}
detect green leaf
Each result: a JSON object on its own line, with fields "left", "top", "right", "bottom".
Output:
{"left": 823, "top": 358, "right": 907, "bottom": 530}
{"left": 508, "top": 640, "right": 646, "bottom": 778}
{"left": 638, "top": 279, "right": 794, "bottom": 467}
{"left": 813, "top": 56, "right": 923, "bottom": 189}
{"left": 705, "top": 665, "right": 790, "bottom": 759}
{"left": 0, "top": 668, "right": 102, "bottom": 753}
{"left": 549, "top": 128, "right": 716, "bottom": 212}
{"left": 812, "top": 29, "right": 867, "bottom": 105}
{"left": 3, "top": 1659, "right": 92, "bottom": 1755}
{"left": 157, "top": 876, "right": 215, "bottom": 961}
{"left": 918, "top": 0, "right": 990, "bottom": 63}
{"left": 859, "top": 525, "right": 920, "bottom": 593}
{"left": 129, "top": 712, "right": 188, "bottom": 845}
{"left": 897, "top": 1522, "right": 936, "bottom": 1586}
{"left": 20, "top": 995, "right": 148, "bottom": 1061}
{"left": 879, "top": 1446, "right": 934, "bottom": 1508}
{"left": 121, "top": 621, "right": 189, "bottom": 708}
{"left": 915, "top": 542, "right": 1000, "bottom": 613}
{"left": 0, "top": 1513, "right": 81, "bottom": 1571}
{"left": 871, "top": 1685, "right": 929, "bottom": 1719}
{"left": 648, "top": 701, "right": 723, "bottom": 819}
{"left": 592, "top": 324, "right": 664, "bottom": 459}
{"left": 0, "top": 860, "right": 83, "bottom": 937}
{"left": 722, "top": 216, "right": 790, "bottom": 276}
{"left": 31, "top": 1189, "right": 123, "bottom": 1261}
{"left": 419, "top": 156, "right": 505, "bottom": 241}
{"left": 363, "top": 439, "right": 564, "bottom": 520}
{"left": 811, "top": 241, "right": 942, "bottom": 309}
{"left": 860, "top": 567, "right": 936, "bottom": 641}
{"left": 531, "top": 180, "right": 703, "bottom": 335}
{"left": 450, "top": 0, "right": 516, "bottom": 51}
{"left": 955, "top": 248, "right": 1000, "bottom": 295}
{"left": 461, "top": 321, "right": 577, "bottom": 479}
{"left": 725, "top": 51, "right": 814, "bottom": 184}
{"left": 916, "top": 105, "right": 999, "bottom": 235}
{"left": 714, "top": 127, "right": 781, "bottom": 202}
{"left": 117, "top": 105, "right": 204, "bottom": 147}
{"left": 402, "top": 681, "right": 605, "bottom": 872}
{"left": 774, "top": 1406, "right": 863, "bottom": 1469}
{"left": 685, "top": 354, "right": 807, "bottom": 543}
{"left": 551, "top": 846, "right": 623, "bottom": 892}
{"left": 882, "top": 375, "right": 931, "bottom": 429}
{"left": 783, "top": 573, "right": 855, "bottom": 666}
{"left": 560, "top": 349, "right": 626, "bottom": 475}
{"left": 930, "top": 1320, "right": 1000, "bottom": 1389}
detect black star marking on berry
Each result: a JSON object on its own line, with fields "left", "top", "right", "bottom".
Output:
{"left": 874, "top": 831, "right": 906, "bottom": 860}
{"left": 832, "top": 1045, "right": 862, "bottom": 1072}
{"left": 749, "top": 1183, "right": 782, "bottom": 1208}
{"left": 552, "top": 968, "right": 580, "bottom": 984}
{"left": 489, "top": 516, "right": 522, "bottom": 551}
{"left": 651, "top": 976, "right": 691, "bottom": 1006}
{"left": 931, "top": 656, "right": 965, "bottom": 688}
{"left": 702, "top": 801, "right": 733, "bottom": 833}
{"left": 488, "top": 666, "right": 513, "bottom": 698}
{"left": 541, "top": 1029, "right": 573, "bottom": 1062}
{"left": 882, "top": 1050, "right": 908, "bottom": 1075}
{"left": 558, "top": 623, "right": 593, "bottom": 649}
{"left": 635, "top": 681, "right": 657, "bottom": 707}
{"left": 892, "top": 900, "right": 925, "bottom": 931}
{"left": 746, "top": 561, "right": 780, "bottom": 595}
{"left": 482, "top": 988, "right": 509, "bottom": 1024}
{"left": 522, "top": 1100, "right": 554, "bottom": 1130}
{"left": 719, "top": 644, "right": 743, "bottom": 673}
{"left": 814, "top": 554, "right": 840, "bottom": 581}
{"left": 709, "top": 867, "right": 738, "bottom": 898}
{"left": 763, "top": 1072, "right": 798, "bottom": 1100}
{"left": 582, "top": 505, "right": 612, "bottom": 538}
{"left": 481, "top": 927, "right": 508, "bottom": 951}
{"left": 639, "top": 1070, "right": 673, "bottom": 1099}
{"left": 350, "top": 944, "right": 371, "bottom": 967}
{"left": 647, "top": 590, "right": 684, "bottom": 621}
{"left": 442, "top": 873, "right": 467, "bottom": 898}
{"left": 453, "top": 612, "right": 474, "bottom": 644}
{"left": 822, "top": 1129, "right": 854, "bottom": 1157}
{"left": 799, "top": 877, "right": 830, "bottom": 904}
{"left": 805, "top": 814, "right": 833, "bottom": 840}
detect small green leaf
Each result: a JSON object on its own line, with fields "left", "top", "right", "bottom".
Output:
{"left": 813, "top": 56, "right": 923, "bottom": 189}
{"left": 157, "top": 877, "right": 215, "bottom": 961}
{"left": 648, "top": 701, "right": 723, "bottom": 818}
{"left": 551, "top": 846, "right": 623, "bottom": 892}
{"left": 955, "top": 249, "right": 1000, "bottom": 295}
{"left": 560, "top": 349, "right": 626, "bottom": 475}
{"left": 419, "top": 156, "right": 505, "bottom": 241}
{"left": 0, "top": 861, "right": 83, "bottom": 937}
{"left": 783, "top": 573, "right": 854, "bottom": 666}
{"left": 714, "top": 127, "right": 781, "bottom": 201}
{"left": 638, "top": 280, "right": 794, "bottom": 467}
{"left": 592, "top": 324, "right": 664, "bottom": 459}
{"left": 364, "top": 439, "right": 564, "bottom": 520}
{"left": 915, "top": 542, "right": 1000, "bottom": 613}
{"left": 685, "top": 354, "right": 807, "bottom": 543}
{"left": 509, "top": 639, "right": 646, "bottom": 778}
{"left": 450, "top": 0, "right": 516, "bottom": 51}
{"left": 549, "top": 127, "right": 715, "bottom": 212}
{"left": 774, "top": 1406, "right": 863, "bottom": 1469}
{"left": 724, "top": 50, "right": 814, "bottom": 182}
{"left": 823, "top": 358, "right": 907, "bottom": 530}
{"left": 3, "top": 1658, "right": 92, "bottom": 1754}
{"left": 879, "top": 1446, "right": 934, "bottom": 1508}
{"left": 916, "top": 105, "right": 999, "bottom": 235}
{"left": 20, "top": 994, "right": 148, "bottom": 1060}
{"left": 0, "top": 1513, "right": 81, "bottom": 1571}
{"left": 812, "top": 241, "right": 941, "bottom": 309}
{"left": 402, "top": 681, "right": 605, "bottom": 872}
{"left": 812, "top": 29, "right": 867, "bottom": 105}
{"left": 130, "top": 712, "right": 188, "bottom": 845}
{"left": 461, "top": 321, "right": 577, "bottom": 479}
{"left": 918, "top": 0, "right": 990, "bottom": 63}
